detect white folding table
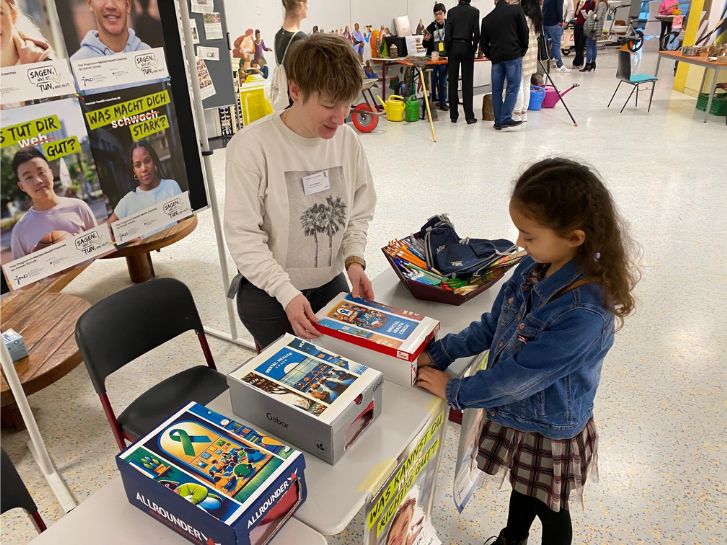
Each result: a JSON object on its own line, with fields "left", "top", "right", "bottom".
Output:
{"left": 29, "top": 476, "right": 327, "bottom": 545}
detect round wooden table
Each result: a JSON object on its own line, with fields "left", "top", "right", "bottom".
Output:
{"left": 101, "top": 215, "right": 198, "bottom": 283}
{"left": 1, "top": 289, "right": 91, "bottom": 429}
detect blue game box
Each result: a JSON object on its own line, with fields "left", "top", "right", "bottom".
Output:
{"left": 116, "top": 402, "right": 307, "bottom": 545}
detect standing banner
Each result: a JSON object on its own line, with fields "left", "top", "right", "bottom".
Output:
{"left": 80, "top": 82, "right": 193, "bottom": 244}
{"left": 0, "top": 98, "right": 114, "bottom": 289}
{"left": 364, "top": 406, "right": 446, "bottom": 545}
{"left": 1, "top": 1, "right": 209, "bottom": 290}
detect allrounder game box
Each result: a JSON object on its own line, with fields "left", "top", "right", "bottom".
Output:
{"left": 227, "top": 334, "right": 384, "bottom": 465}
{"left": 315, "top": 293, "right": 440, "bottom": 387}
{"left": 116, "top": 402, "right": 306, "bottom": 545}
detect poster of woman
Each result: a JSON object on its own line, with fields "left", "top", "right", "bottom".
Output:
{"left": 0, "top": 0, "right": 75, "bottom": 105}
{"left": 80, "top": 81, "right": 193, "bottom": 242}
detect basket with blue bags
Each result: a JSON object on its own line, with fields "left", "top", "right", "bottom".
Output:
{"left": 382, "top": 214, "right": 526, "bottom": 305}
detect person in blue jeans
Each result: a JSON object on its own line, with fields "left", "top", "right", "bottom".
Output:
{"left": 416, "top": 158, "right": 639, "bottom": 545}
{"left": 480, "top": 0, "right": 529, "bottom": 130}
{"left": 542, "top": 0, "right": 569, "bottom": 71}
{"left": 422, "top": 3, "right": 449, "bottom": 111}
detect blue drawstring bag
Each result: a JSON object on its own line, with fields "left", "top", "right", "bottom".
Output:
{"left": 417, "top": 215, "right": 517, "bottom": 279}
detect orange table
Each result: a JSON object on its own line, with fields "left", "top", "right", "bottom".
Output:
{"left": 655, "top": 51, "right": 727, "bottom": 123}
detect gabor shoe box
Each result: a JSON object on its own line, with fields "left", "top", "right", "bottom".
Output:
{"left": 227, "top": 334, "right": 384, "bottom": 465}
{"left": 315, "top": 293, "right": 440, "bottom": 387}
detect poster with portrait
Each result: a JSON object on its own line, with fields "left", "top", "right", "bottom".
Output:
{"left": 80, "top": 81, "right": 194, "bottom": 243}
{"left": 364, "top": 406, "right": 446, "bottom": 545}
{"left": 53, "top": 0, "right": 168, "bottom": 93}
{"left": 0, "top": 0, "right": 75, "bottom": 105}
{"left": 0, "top": 97, "right": 114, "bottom": 289}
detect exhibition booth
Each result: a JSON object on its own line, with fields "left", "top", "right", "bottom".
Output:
{"left": 1, "top": 1, "right": 725, "bottom": 545}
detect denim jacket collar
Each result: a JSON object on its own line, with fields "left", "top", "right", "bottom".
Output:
{"left": 519, "top": 258, "right": 584, "bottom": 304}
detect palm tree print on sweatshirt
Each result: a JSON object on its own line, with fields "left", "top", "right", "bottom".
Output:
{"left": 299, "top": 196, "right": 347, "bottom": 267}
{"left": 300, "top": 203, "right": 327, "bottom": 267}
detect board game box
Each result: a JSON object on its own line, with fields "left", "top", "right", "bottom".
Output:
{"left": 227, "top": 334, "right": 384, "bottom": 465}
{"left": 315, "top": 293, "right": 440, "bottom": 387}
{"left": 116, "top": 402, "right": 306, "bottom": 545}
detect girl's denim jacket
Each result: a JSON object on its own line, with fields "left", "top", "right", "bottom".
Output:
{"left": 427, "top": 257, "right": 614, "bottom": 439}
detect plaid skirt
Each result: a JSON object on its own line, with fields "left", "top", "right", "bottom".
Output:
{"left": 476, "top": 419, "right": 598, "bottom": 512}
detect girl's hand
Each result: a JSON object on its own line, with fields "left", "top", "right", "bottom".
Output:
{"left": 417, "top": 350, "right": 433, "bottom": 369}
{"left": 416, "top": 367, "right": 450, "bottom": 400}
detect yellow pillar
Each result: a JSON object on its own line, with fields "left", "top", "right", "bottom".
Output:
{"left": 674, "top": 0, "right": 705, "bottom": 92}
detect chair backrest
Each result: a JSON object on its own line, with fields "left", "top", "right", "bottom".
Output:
{"left": 616, "top": 50, "right": 632, "bottom": 81}
{"left": 75, "top": 278, "right": 204, "bottom": 394}
{"left": 1, "top": 449, "right": 37, "bottom": 515}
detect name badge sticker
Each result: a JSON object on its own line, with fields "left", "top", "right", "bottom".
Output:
{"left": 302, "top": 170, "right": 331, "bottom": 196}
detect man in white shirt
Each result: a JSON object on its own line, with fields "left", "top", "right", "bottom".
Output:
{"left": 224, "top": 34, "right": 377, "bottom": 349}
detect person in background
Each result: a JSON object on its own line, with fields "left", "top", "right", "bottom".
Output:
{"left": 352, "top": 22, "right": 365, "bottom": 61}
{"left": 71, "top": 0, "right": 150, "bottom": 60}
{"left": 572, "top": 0, "right": 587, "bottom": 68}
{"left": 224, "top": 34, "right": 377, "bottom": 349}
{"left": 422, "top": 3, "right": 449, "bottom": 111}
{"left": 275, "top": 0, "right": 307, "bottom": 65}
{"left": 253, "top": 29, "right": 272, "bottom": 78}
{"left": 658, "top": 0, "right": 679, "bottom": 50}
{"left": 10, "top": 148, "right": 96, "bottom": 259}
{"left": 513, "top": 0, "right": 543, "bottom": 123}
{"left": 0, "top": 0, "right": 54, "bottom": 67}
{"left": 542, "top": 0, "right": 569, "bottom": 71}
{"left": 581, "top": 0, "right": 606, "bottom": 72}
{"left": 312, "top": 25, "right": 319, "bottom": 33}
{"left": 445, "top": 0, "right": 480, "bottom": 124}
{"left": 481, "top": 0, "right": 529, "bottom": 130}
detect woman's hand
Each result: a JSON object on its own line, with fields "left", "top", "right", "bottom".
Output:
{"left": 13, "top": 34, "right": 47, "bottom": 64}
{"left": 285, "top": 294, "right": 321, "bottom": 339}
{"left": 416, "top": 367, "right": 450, "bottom": 400}
{"left": 346, "top": 263, "right": 374, "bottom": 299}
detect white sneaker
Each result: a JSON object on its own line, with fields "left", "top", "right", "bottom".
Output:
{"left": 512, "top": 112, "right": 522, "bottom": 122}
{"left": 521, "top": 112, "right": 528, "bottom": 122}
{"left": 556, "top": 65, "right": 570, "bottom": 73}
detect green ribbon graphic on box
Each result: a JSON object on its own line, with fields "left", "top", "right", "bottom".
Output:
{"left": 84, "top": 90, "right": 170, "bottom": 130}
{"left": 42, "top": 137, "right": 81, "bottom": 161}
{"left": 0, "top": 115, "right": 61, "bottom": 148}
{"left": 169, "top": 428, "right": 211, "bottom": 456}
{"left": 130, "top": 114, "right": 169, "bottom": 141}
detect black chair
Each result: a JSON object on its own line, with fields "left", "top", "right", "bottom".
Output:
{"left": 1, "top": 449, "right": 47, "bottom": 533}
{"left": 608, "top": 49, "right": 658, "bottom": 113}
{"left": 75, "top": 278, "right": 228, "bottom": 450}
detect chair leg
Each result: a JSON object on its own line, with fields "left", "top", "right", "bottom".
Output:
{"left": 648, "top": 80, "right": 656, "bottom": 112}
{"left": 621, "top": 85, "right": 637, "bottom": 113}
{"left": 636, "top": 84, "right": 639, "bottom": 107}
{"left": 98, "top": 393, "right": 126, "bottom": 451}
{"left": 197, "top": 332, "right": 217, "bottom": 370}
{"left": 30, "top": 510, "right": 47, "bottom": 533}
{"left": 607, "top": 81, "right": 622, "bottom": 108}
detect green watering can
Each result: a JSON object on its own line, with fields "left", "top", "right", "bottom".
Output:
{"left": 405, "top": 95, "right": 420, "bottom": 122}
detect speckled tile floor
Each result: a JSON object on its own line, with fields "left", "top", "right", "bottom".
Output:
{"left": 2, "top": 45, "right": 726, "bottom": 544}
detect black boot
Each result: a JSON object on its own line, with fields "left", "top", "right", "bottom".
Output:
{"left": 579, "top": 63, "right": 593, "bottom": 72}
{"left": 484, "top": 529, "right": 529, "bottom": 545}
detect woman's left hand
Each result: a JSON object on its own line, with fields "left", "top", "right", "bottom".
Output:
{"left": 416, "top": 367, "right": 450, "bottom": 400}
{"left": 346, "top": 263, "right": 374, "bottom": 299}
